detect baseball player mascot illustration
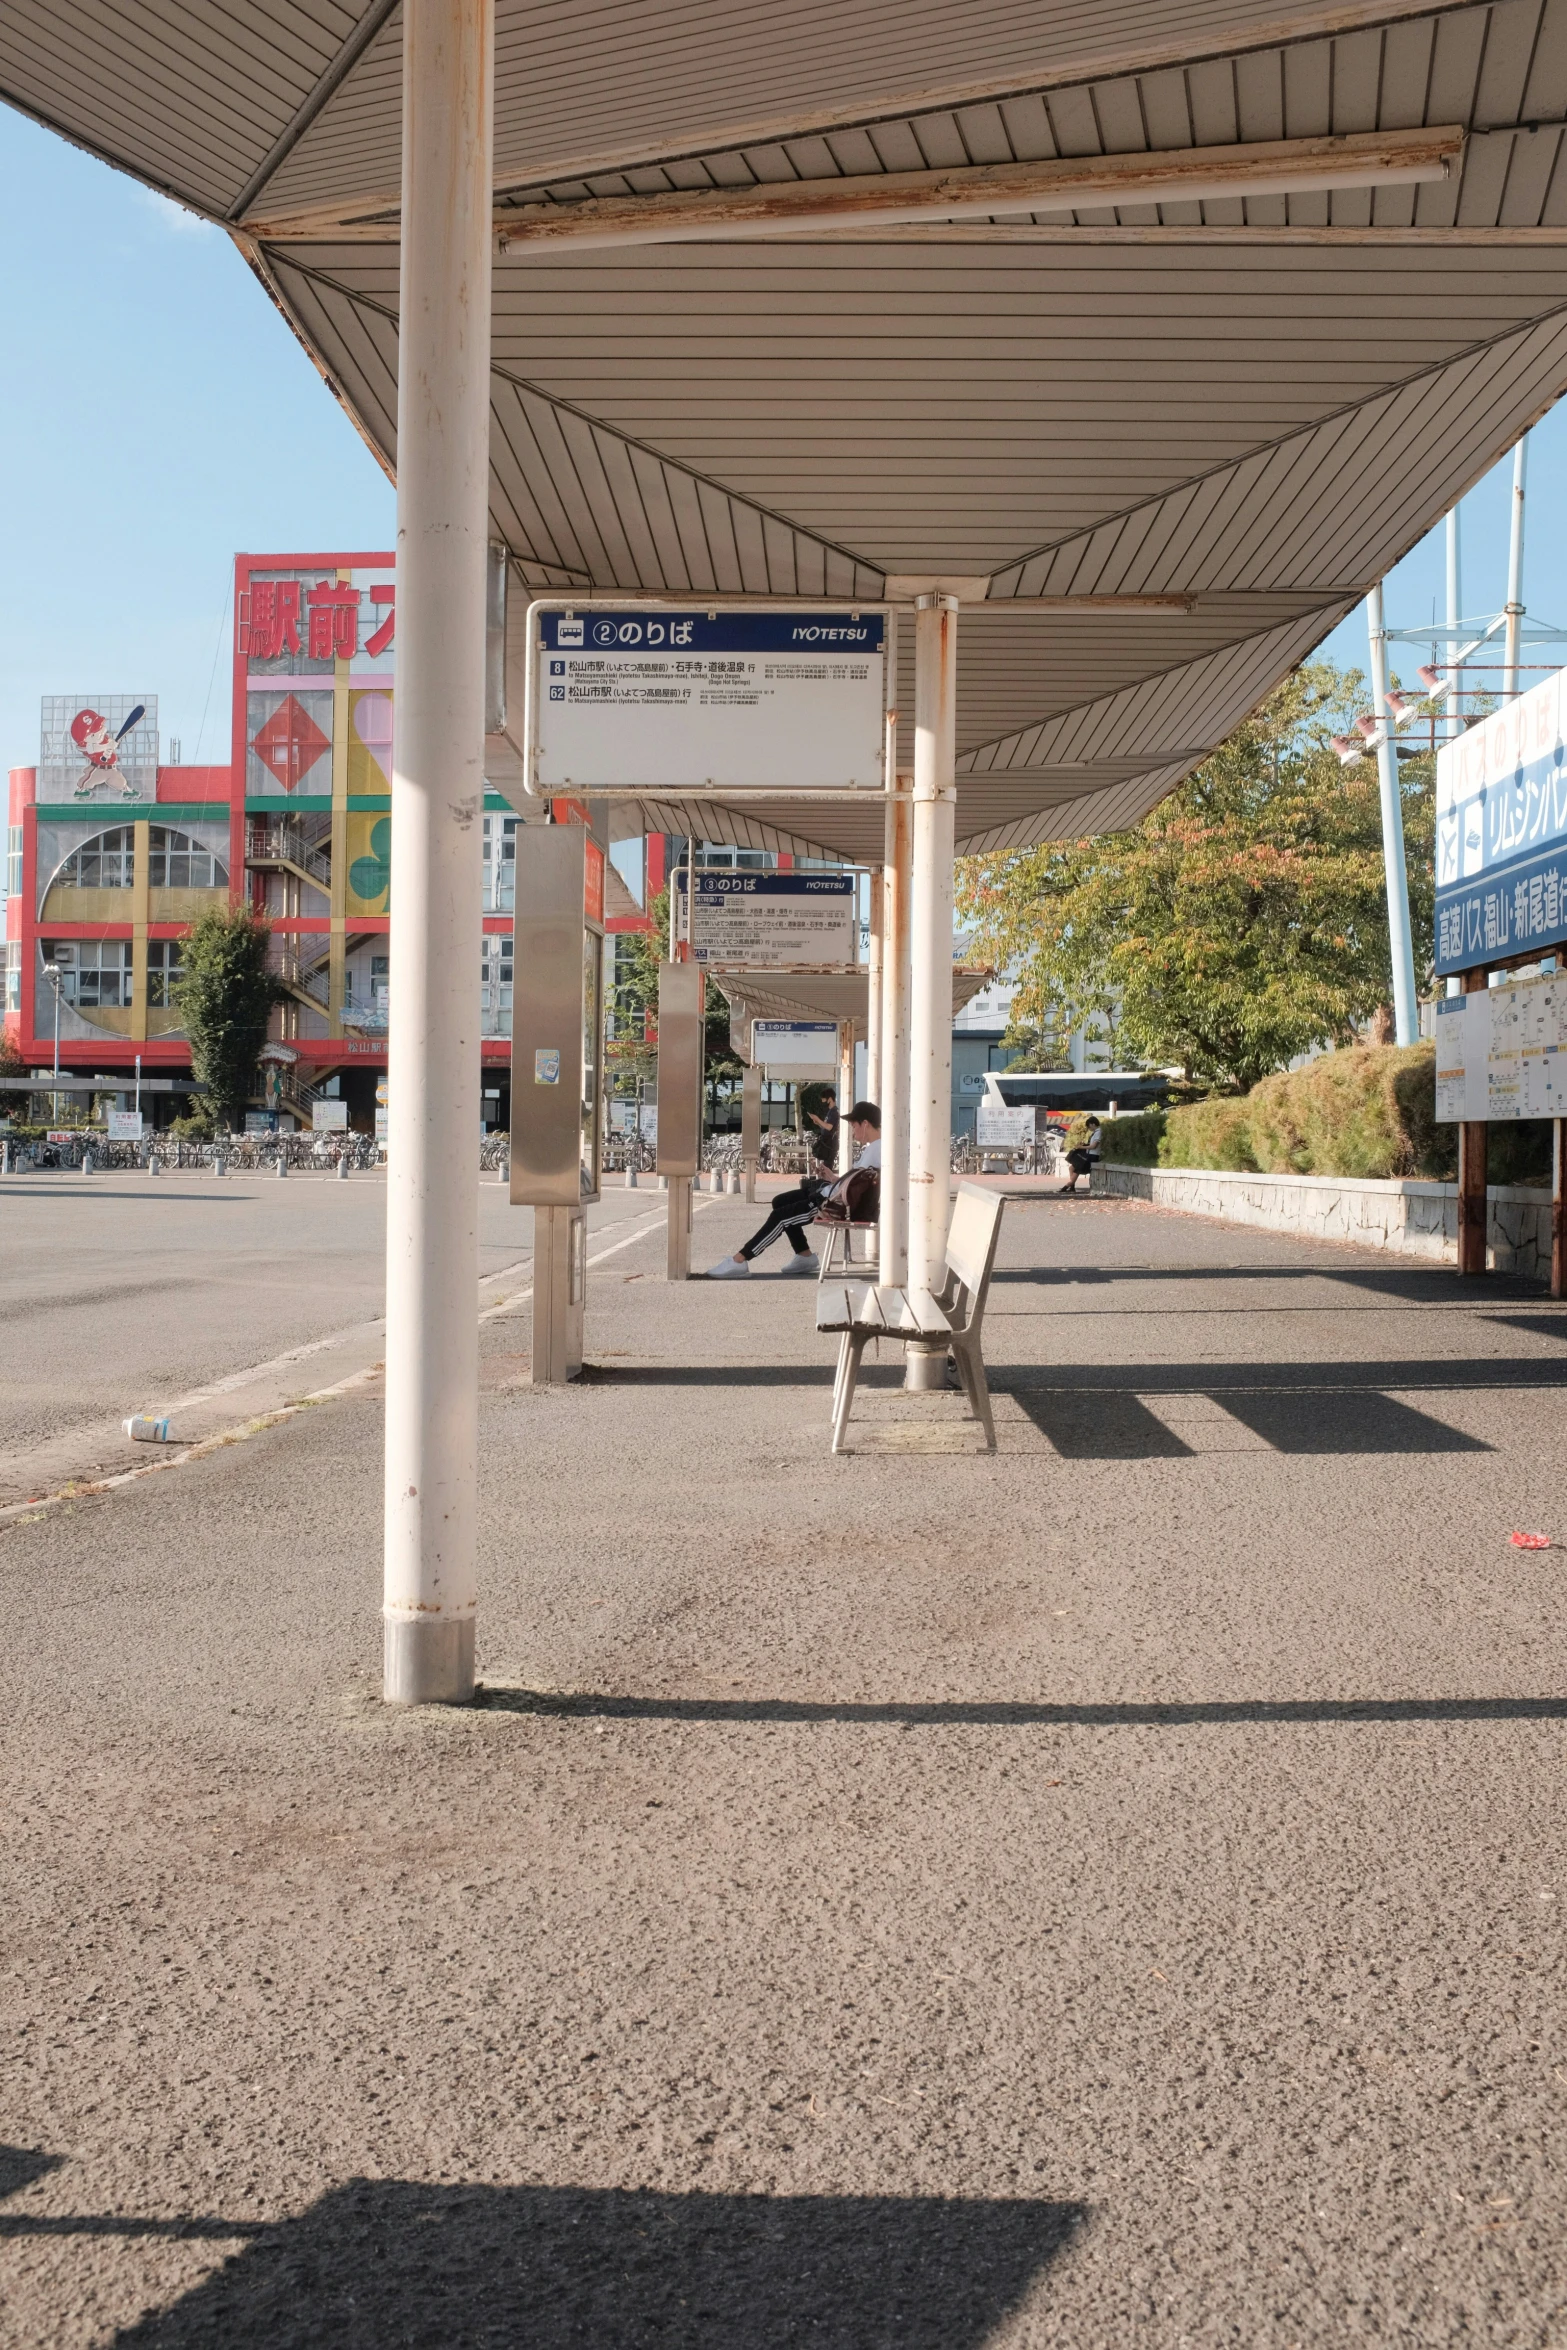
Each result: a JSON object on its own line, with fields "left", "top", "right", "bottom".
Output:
{"left": 70, "top": 703, "right": 145, "bottom": 798}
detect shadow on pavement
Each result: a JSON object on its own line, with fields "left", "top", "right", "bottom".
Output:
{"left": 993, "top": 1263, "right": 1547, "bottom": 1302}
{"left": 477, "top": 1690, "right": 1567, "bottom": 1728}
{"left": 0, "top": 2146, "right": 62, "bottom": 2201}
{"left": 1007, "top": 1390, "right": 1195, "bottom": 1458}
{"left": 86, "top": 2180, "right": 1084, "bottom": 2348}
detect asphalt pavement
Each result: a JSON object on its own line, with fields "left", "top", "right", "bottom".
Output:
{"left": 0, "top": 1171, "right": 658, "bottom": 1504}
{"left": 3, "top": 1188, "right": 1566, "bottom": 2345}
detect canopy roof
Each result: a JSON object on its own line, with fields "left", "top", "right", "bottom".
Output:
{"left": 713, "top": 964, "right": 994, "bottom": 1054}
{"left": 10, "top": 2, "right": 1567, "bottom": 857}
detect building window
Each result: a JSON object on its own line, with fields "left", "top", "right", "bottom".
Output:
{"left": 43, "top": 940, "right": 133, "bottom": 1008}
{"left": 698, "top": 841, "right": 769, "bottom": 871}
{"left": 480, "top": 933, "right": 513, "bottom": 1035}
{"left": 54, "top": 827, "right": 135, "bottom": 889}
{"left": 149, "top": 826, "right": 228, "bottom": 889}
{"left": 482, "top": 815, "right": 517, "bottom": 911}
{"left": 146, "top": 940, "right": 184, "bottom": 1007}
{"left": 7, "top": 826, "right": 21, "bottom": 900}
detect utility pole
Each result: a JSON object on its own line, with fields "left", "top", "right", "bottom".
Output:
{"left": 1366, "top": 583, "right": 1419, "bottom": 1048}
{"left": 1505, "top": 434, "right": 1528, "bottom": 702}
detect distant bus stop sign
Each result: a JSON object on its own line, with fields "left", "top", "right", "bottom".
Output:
{"left": 528, "top": 602, "right": 889, "bottom": 793}
{"left": 751, "top": 1020, "right": 840, "bottom": 1081}
{"left": 677, "top": 871, "right": 856, "bottom": 964}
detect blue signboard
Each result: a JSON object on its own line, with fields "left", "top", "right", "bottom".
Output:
{"left": 539, "top": 611, "right": 884, "bottom": 653}
{"left": 1435, "top": 668, "right": 1567, "bottom": 973}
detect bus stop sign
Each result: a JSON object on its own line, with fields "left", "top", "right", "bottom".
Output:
{"left": 528, "top": 602, "right": 888, "bottom": 793}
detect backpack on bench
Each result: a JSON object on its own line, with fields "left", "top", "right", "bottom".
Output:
{"left": 816, "top": 1166, "right": 879, "bottom": 1225}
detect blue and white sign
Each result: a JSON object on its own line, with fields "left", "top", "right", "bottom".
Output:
{"left": 751, "top": 1020, "right": 840, "bottom": 1074}
{"left": 530, "top": 603, "right": 888, "bottom": 793}
{"left": 676, "top": 871, "right": 856, "bottom": 964}
{"left": 1435, "top": 666, "right": 1567, "bottom": 972}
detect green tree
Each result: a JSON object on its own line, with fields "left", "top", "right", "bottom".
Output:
{"left": 956, "top": 662, "right": 1434, "bottom": 1091}
{"left": 171, "top": 907, "right": 282, "bottom": 1132}
{"left": 611, "top": 884, "right": 742, "bottom": 1092}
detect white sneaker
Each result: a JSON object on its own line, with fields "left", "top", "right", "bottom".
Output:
{"left": 706, "top": 1255, "right": 751, "bottom": 1278}
{"left": 780, "top": 1252, "right": 820, "bottom": 1276}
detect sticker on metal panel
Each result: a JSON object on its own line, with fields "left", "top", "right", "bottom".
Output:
{"left": 535, "top": 1048, "right": 561, "bottom": 1085}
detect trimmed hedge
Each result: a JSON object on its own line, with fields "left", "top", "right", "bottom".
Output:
{"left": 1098, "top": 1043, "right": 1552, "bottom": 1185}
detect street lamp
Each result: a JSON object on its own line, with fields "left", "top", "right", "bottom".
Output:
{"left": 43, "top": 948, "right": 73, "bottom": 1126}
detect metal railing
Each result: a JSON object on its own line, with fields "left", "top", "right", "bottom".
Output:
{"left": 248, "top": 822, "right": 333, "bottom": 890}
{"left": 267, "top": 944, "right": 331, "bottom": 1007}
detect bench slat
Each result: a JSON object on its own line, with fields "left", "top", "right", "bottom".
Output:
{"left": 815, "top": 1284, "right": 859, "bottom": 1334}
{"left": 899, "top": 1287, "right": 954, "bottom": 1339}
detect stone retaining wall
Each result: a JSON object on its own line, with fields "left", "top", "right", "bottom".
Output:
{"left": 1095, "top": 1162, "right": 1553, "bottom": 1283}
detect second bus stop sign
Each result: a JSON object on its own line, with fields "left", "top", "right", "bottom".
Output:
{"left": 530, "top": 604, "right": 888, "bottom": 793}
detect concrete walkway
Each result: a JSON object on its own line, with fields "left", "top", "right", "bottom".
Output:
{"left": 3, "top": 1189, "right": 1566, "bottom": 2345}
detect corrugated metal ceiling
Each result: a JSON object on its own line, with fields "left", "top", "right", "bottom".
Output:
{"left": 6, "top": 0, "right": 1567, "bottom": 855}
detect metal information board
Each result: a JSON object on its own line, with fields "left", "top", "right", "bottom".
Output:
{"left": 752, "top": 1019, "right": 839, "bottom": 1079}
{"left": 1435, "top": 665, "right": 1567, "bottom": 973}
{"left": 976, "top": 1100, "right": 1035, "bottom": 1146}
{"left": 528, "top": 603, "right": 889, "bottom": 793}
{"left": 1435, "top": 973, "right": 1567, "bottom": 1121}
{"left": 677, "top": 871, "right": 856, "bottom": 964}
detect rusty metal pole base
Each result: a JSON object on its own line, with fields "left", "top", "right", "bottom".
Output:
{"left": 905, "top": 1342, "right": 948, "bottom": 1391}
{"left": 383, "top": 1615, "right": 476, "bottom": 1707}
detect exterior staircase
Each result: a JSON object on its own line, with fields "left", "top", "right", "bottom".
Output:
{"left": 267, "top": 937, "right": 332, "bottom": 1014}
{"left": 248, "top": 819, "right": 332, "bottom": 895}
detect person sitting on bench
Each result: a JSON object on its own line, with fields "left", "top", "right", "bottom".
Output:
{"left": 708, "top": 1102, "right": 880, "bottom": 1279}
{"left": 1058, "top": 1115, "right": 1101, "bottom": 1195}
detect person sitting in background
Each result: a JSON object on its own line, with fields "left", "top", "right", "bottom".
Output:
{"left": 1058, "top": 1115, "right": 1101, "bottom": 1195}
{"left": 707, "top": 1102, "right": 880, "bottom": 1279}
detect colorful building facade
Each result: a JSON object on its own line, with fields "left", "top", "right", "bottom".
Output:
{"left": 2, "top": 549, "right": 602, "bottom": 1130}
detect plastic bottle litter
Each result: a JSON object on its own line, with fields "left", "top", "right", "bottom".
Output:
{"left": 123, "top": 1415, "right": 172, "bottom": 1444}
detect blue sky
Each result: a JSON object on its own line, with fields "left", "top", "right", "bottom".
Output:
{"left": 0, "top": 110, "right": 394, "bottom": 774}
{"left": 3, "top": 98, "right": 1567, "bottom": 770}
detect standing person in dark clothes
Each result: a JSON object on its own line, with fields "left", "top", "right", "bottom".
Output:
{"left": 707, "top": 1103, "right": 880, "bottom": 1278}
{"left": 804, "top": 1087, "right": 839, "bottom": 1163}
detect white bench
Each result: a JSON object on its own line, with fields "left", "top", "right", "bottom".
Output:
{"left": 816, "top": 1182, "right": 1005, "bottom": 1454}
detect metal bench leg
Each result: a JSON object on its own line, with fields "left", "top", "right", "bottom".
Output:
{"left": 954, "top": 1338, "right": 997, "bottom": 1451}
{"left": 831, "top": 1333, "right": 868, "bottom": 1453}
{"left": 831, "top": 1327, "right": 854, "bottom": 1417}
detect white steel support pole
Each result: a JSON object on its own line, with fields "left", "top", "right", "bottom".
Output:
{"left": 906, "top": 595, "right": 957, "bottom": 1382}
{"left": 838, "top": 1025, "right": 854, "bottom": 1172}
{"left": 865, "top": 870, "right": 883, "bottom": 1106}
{"left": 1505, "top": 433, "right": 1528, "bottom": 701}
{"left": 1366, "top": 583, "right": 1419, "bottom": 1050}
{"left": 879, "top": 782, "right": 913, "bottom": 1287}
{"left": 382, "top": 0, "right": 494, "bottom": 1706}
{"left": 1446, "top": 504, "right": 1463, "bottom": 744}
{"left": 1444, "top": 507, "right": 1465, "bottom": 998}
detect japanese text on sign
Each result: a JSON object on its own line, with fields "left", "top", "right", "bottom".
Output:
{"left": 244, "top": 578, "right": 395, "bottom": 663}
{"left": 531, "top": 605, "right": 888, "bottom": 793}
{"left": 1435, "top": 663, "right": 1567, "bottom": 972}
{"left": 676, "top": 872, "right": 856, "bottom": 965}
{"left": 1434, "top": 974, "right": 1567, "bottom": 1121}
